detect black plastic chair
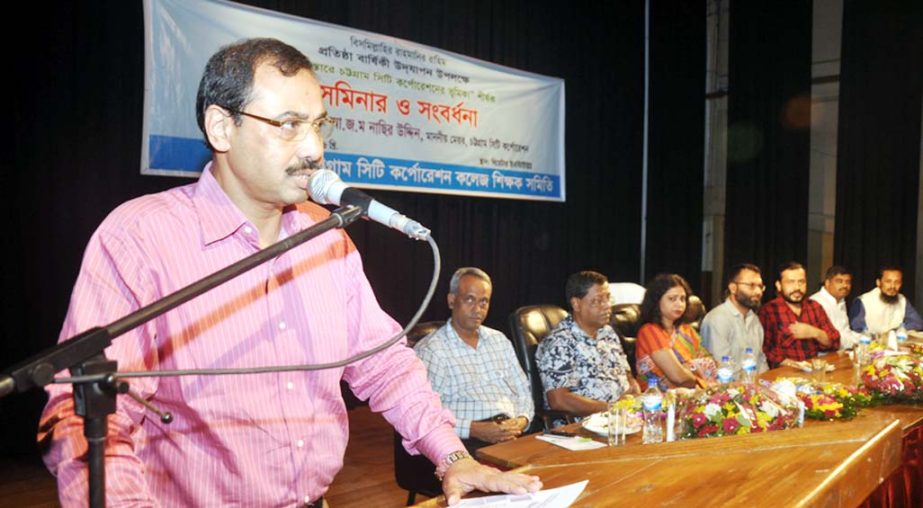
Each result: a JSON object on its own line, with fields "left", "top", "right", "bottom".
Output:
{"left": 686, "top": 294, "right": 706, "bottom": 332}
{"left": 610, "top": 303, "right": 642, "bottom": 375}
{"left": 405, "top": 320, "right": 445, "bottom": 348}
{"left": 392, "top": 431, "right": 441, "bottom": 505}
{"left": 507, "top": 304, "right": 577, "bottom": 432}
{"left": 392, "top": 319, "right": 446, "bottom": 505}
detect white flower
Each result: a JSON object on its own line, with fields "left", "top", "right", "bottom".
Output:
{"left": 704, "top": 403, "right": 722, "bottom": 419}
{"left": 771, "top": 380, "right": 797, "bottom": 398}
{"left": 760, "top": 401, "right": 780, "bottom": 418}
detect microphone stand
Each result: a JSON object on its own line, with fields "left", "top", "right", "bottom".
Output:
{"left": 0, "top": 205, "right": 363, "bottom": 508}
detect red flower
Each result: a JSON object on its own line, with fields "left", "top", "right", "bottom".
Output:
{"left": 692, "top": 413, "right": 707, "bottom": 428}
{"left": 723, "top": 418, "right": 739, "bottom": 434}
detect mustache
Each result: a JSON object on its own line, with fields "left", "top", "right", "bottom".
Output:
{"left": 285, "top": 158, "right": 324, "bottom": 175}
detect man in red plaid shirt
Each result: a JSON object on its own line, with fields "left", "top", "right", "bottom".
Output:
{"left": 759, "top": 262, "right": 840, "bottom": 368}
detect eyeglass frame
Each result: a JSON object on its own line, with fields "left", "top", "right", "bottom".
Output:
{"left": 226, "top": 108, "right": 335, "bottom": 141}
{"left": 732, "top": 281, "right": 766, "bottom": 291}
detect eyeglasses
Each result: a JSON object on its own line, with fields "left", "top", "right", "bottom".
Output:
{"left": 734, "top": 281, "right": 766, "bottom": 291}
{"left": 230, "top": 109, "right": 335, "bottom": 142}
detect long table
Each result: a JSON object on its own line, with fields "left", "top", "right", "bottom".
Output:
{"left": 416, "top": 351, "right": 923, "bottom": 507}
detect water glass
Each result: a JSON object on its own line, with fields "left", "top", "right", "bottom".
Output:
{"left": 848, "top": 350, "right": 862, "bottom": 386}
{"left": 608, "top": 405, "right": 626, "bottom": 446}
{"left": 811, "top": 358, "right": 827, "bottom": 383}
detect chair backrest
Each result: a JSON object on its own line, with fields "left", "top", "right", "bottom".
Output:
{"left": 610, "top": 303, "right": 642, "bottom": 339}
{"left": 610, "top": 303, "right": 641, "bottom": 374}
{"left": 392, "top": 432, "right": 441, "bottom": 503}
{"left": 610, "top": 295, "right": 705, "bottom": 336}
{"left": 507, "top": 305, "right": 569, "bottom": 420}
{"left": 394, "top": 318, "right": 448, "bottom": 504}
{"left": 610, "top": 282, "right": 646, "bottom": 305}
{"left": 405, "top": 320, "right": 445, "bottom": 348}
{"left": 687, "top": 294, "right": 706, "bottom": 331}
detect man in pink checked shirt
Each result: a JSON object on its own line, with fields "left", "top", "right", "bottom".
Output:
{"left": 38, "top": 38, "right": 541, "bottom": 507}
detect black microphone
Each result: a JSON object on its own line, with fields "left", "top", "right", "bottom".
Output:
{"left": 308, "top": 169, "right": 431, "bottom": 240}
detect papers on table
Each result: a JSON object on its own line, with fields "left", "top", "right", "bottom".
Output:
{"left": 787, "top": 360, "right": 835, "bottom": 373}
{"left": 456, "top": 480, "right": 589, "bottom": 507}
{"left": 535, "top": 434, "right": 606, "bottom": 451}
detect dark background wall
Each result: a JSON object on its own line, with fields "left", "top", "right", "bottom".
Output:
{"left": 725, "top": 0, "right": 813, "bottom": 288}
{"left": 834, "top": 0, "right": 923, "bottom": 295}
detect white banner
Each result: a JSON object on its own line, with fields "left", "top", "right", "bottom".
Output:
{"left": 144, "top": 0, "right": 565, "bottom": 201}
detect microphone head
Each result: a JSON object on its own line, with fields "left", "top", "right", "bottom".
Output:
{"left": 308, "top": 169, "right": 343, "bottom": 206}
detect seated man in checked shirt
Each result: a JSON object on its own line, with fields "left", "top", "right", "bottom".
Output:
{"left": 759, "top": 262, "right": 840, "bottom": 368}
{"left": 415, "top": 267, "right": 534, "bottom": 451}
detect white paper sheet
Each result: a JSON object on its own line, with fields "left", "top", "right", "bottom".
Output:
{"left": 456, "top": 480, "right": 589, "bottom": 507}
{"left": 534, "top": 434, "right": 606, "bottom": 451}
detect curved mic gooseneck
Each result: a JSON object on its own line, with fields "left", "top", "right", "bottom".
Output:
{"left": 308, "top": 169, "right": 432, "bottom": 241}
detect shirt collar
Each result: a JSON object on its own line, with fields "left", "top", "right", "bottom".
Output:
{"left": 565, "top": 315, "right": 614, "bottom": 342}
{"left": 722, "top": 297, "right": 750, "bottom": 318}
{"left": 192, "top": 162, "right": 308, "bottom": 246}
{"left": 817, "top": 287, "right": 840, "bottom": 305}
{"left": 446, "top": 318, "right": 483, "bottom": 348}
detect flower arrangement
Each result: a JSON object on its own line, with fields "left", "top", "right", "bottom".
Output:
{"left": 903, "top": 341, "right": 923, "bottom": 357}
{"left": 867, "top": 340, "right": 888, "bottom": 356}
{"left": 611, "top": 394, "right": 642, "bottom": 413}
{"left": 774, "top": 377, "right": 873, "bottom": 420}
{"left": 674, "top": 383, "right": 798, "bottom": 439}
{"left": 861, "top": 354, "right": 923, "bottom": 402}
{"left": 864, "top": 339, "right": 923, "bottom": 360}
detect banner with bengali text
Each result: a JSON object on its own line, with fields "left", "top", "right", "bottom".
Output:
{"left": 143, "top": 0, "right": 565, "bottom": 201}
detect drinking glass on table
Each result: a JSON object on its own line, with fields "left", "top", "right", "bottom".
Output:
{"left": 849, "top": 350, "right": 862, "bottom": 386}
{"left": 608, "top": 403, "right": 626, "bottom": 446}
{"left": 811, "top": 357, "right": 827, "bottom": 383}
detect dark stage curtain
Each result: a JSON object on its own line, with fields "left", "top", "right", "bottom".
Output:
{"left": 725, "top": 1, "right": 812, "bottom": 291}
{"left": 644, "top": 0, "right": 706, "bottom": 292}
{"left": 833, "top": 0, "right": 923, "bottom": 298}
{"left": 2, "top": 1, "right": 652, "bottom": 454}
{"left": 288, "top": 0, "right": 648, "bottom": 330}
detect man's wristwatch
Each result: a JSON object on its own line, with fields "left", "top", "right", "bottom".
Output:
{"left": 434, "top": 450, "right": 472, "bottom": 480}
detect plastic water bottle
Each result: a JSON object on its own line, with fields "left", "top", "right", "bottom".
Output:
{"left": 857, "top": 331, "right": 872, "bottom": 366}
{"left": 741, "top": 348, "right": 758, "bottom": 384}
{"left": 641, "top": 376, "right": 664, "bottom": 444}
{"left": 717, "top": 356, "right": 735, "bottom": 384}
{"left": 896, "top": 325, "right": 908, "bottom": 344}
{"left": 886, "top": 330, "right": 898, "bottom": 350}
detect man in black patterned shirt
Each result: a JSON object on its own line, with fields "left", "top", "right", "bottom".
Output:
{"left": 535, "top": 271, "right": 640, "bottom": 419}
